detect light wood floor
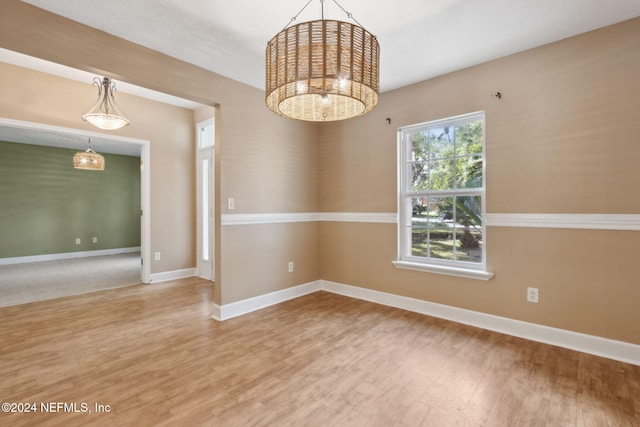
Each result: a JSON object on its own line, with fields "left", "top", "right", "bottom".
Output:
{"left": 0, "top": 278, "right": 638, "bottom": 426}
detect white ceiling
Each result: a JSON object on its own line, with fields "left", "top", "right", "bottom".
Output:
{"left": 3, "top": 0, "right": 640, "bottom": 156}
{"left": 20, "top": 0, "right": 640, "bottom": 92}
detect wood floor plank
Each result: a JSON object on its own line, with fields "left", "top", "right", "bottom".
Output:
{"left": 1, "top": 278, "right": 638, "bottom": 426}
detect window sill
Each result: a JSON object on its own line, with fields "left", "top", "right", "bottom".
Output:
{"left": 392, "top": 260, "right": 494, "bottom": 281}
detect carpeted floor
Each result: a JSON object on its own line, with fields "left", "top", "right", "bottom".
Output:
{"left": 0, "top": 253, "right": 141, "bottom": 307}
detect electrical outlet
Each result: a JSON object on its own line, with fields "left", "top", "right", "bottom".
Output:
{"left": 227, "top": 197, "right": 235, "bottom": 210}
{"left": 154, "top": 252, "right": 161, "bottom": 261}
{"left": 288, "top": 261, "right": 294, "bottom": 273}
{"left": 527, "top": 287, "right": 539, "bottom": 303}
{"left": 75, "top": 238, "right": 81, "bottom": 245}
{"left": 92, "top": 237, "right": 98, "bottom": 243}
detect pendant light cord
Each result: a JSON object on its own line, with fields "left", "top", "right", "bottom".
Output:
{"left": 279, "top": 0, "right": 367, "bottom": 31}
{"left": 331, "top": 0, "right": 366, "bottom": 29}
{"left": 87, "top": 137, "right": 95, "bottom": 153}
{"left": 280, "top": 0, "right": 313, "bottom": 31}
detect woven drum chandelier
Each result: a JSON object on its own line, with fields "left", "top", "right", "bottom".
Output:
{"left": 266, "top": 0, "right": 379, "bottom": 122}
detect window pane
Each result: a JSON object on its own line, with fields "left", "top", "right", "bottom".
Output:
{"left": 454, "top": 121, "right": 483, "bottom": 156}
{"left": 201, "top": 159, "right": 209, "bottom": 261}
{"left": 199, "top": 122, "right": 215, "bottom": 149}
{"left": 410, "top": 197, "right": 428, "bottom": 256}
{"left": 411, "top": 226, "right": 429, "bottom": 257}
{"left": 411, "top": 132, "right": 429, "bottom": 161}
{"left": 455, "top": 228, "right": 482, "bottom": 263}
{"left": 454, "top": 195, "right": 482, "bottom": 226}
{"left": 426, "top": 197, "right": 454, "bottom": 260}
{"left": 456, "top": 156, "right": 483, "bottom": 189}
{"left": 411, "top": 162, "right": 428, "bottom": 191}
{"left": 411, "top": 197, "right": 429, "bottom": 220}
{"left": 429, "top": 159, "right": 455, "bottom": 190}
{"left": 429, "top": 225, "right": 454, "bottom": 260}
{"left": 454, "top": 196, "right": 482, "bottom": 263}
{"left": 428, "top": 126, "right": 454, "bottom": 160}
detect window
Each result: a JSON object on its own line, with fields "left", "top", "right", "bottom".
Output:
{"left": 198, "top": 119, "right": 215, "bottom": 149}
{"left": 394, "top": 112, "right": 492, "bottom": 280}
{"left": 197, "top": 118, "right": 215, "bottom": 281}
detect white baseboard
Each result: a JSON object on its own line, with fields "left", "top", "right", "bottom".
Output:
{"left": 0, "top": 247, "right": 141, "bottom": 266}
{"left": 320, "top": 280, "right": 640, "bottom": 366}
{"left": 208, "top": 278, "right": 639, "bottom": 365}
{"left": 149, "top": 268, "right": 197, "bottom": 283}
{"left": 211, "top": 281, "right": 321, "bottom": 321}
{"left": 211, "top": 303, "right": 222, "bottom": 321}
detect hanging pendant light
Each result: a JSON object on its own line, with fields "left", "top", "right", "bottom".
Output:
{"left": 82, "top": 77, "right": 130, "bottom": 130}
{"left": 266, "top": 0, "right": 380, "bottom": 122}
{"left": 73, "top": 138, "right": 105, "bottom": 171}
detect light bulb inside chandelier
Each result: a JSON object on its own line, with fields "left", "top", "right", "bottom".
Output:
{"left": 82, "top": 77, "right": 129, "bottom": 130}
{"left": 265, "top": 0, "right": 380, "bottom": 122}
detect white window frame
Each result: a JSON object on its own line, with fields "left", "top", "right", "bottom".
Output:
{"left": 392, "top": 111, "right": 493, "bottom": 280}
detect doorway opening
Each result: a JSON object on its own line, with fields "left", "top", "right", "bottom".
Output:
{"left": 0, "top": 117, "right": 151, "bottom": 286}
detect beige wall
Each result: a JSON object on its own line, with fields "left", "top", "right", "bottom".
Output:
{"left": 216, "top": 85, "right": 318, "bottom": 304}
{"left": 0, "top": 62, "right": 196, "bottom": 274}
{"left": 222, "top": 222, "right": 320, "bottom": 303}
{"left": 319, "top": 17, "right": 640, "bottom": 345}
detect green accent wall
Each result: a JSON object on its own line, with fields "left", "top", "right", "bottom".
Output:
{"left": 0, "top": 141, "right": 141, "bottom": 258}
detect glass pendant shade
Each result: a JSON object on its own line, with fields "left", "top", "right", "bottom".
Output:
{"left": 73, "top": 139, "right": 105, "bottom": 171}
{"left": 82, "top": 77, "right": 129, "bottom": 130}
{"left": 266, "top": 12, "right": 379, "bottom": 122}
